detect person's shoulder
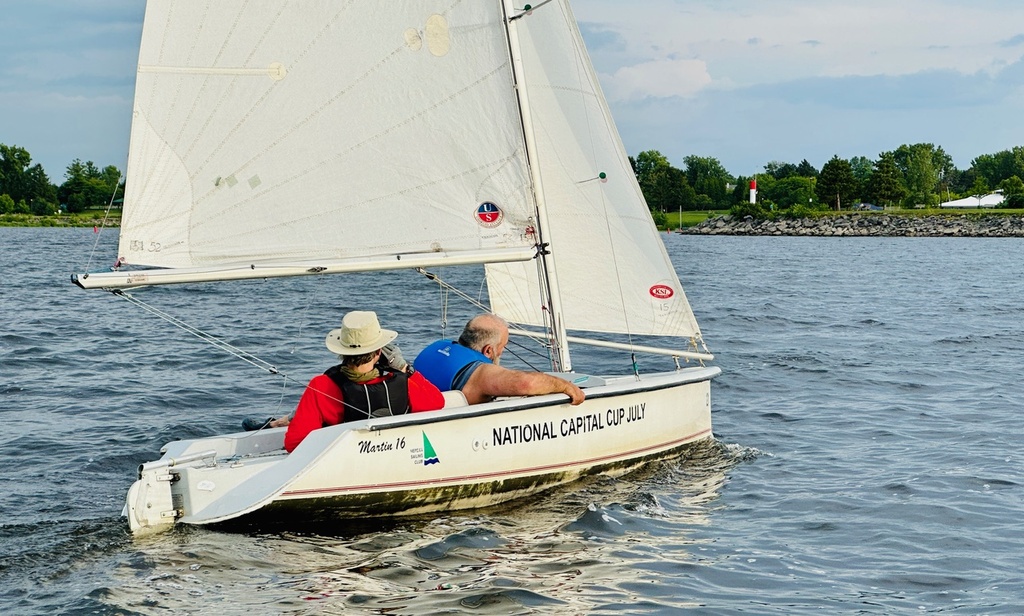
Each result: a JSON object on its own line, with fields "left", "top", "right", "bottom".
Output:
{"left": 310, "top": 371, "right": 342, "bottom": 390}
{"left": 415, "top": 339, "right": 453, "bottom": 358}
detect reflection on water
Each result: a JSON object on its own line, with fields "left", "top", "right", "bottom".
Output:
{"left": 6, "top": 230, "right": 1024, "bottom": 614}
{"left": 92, "top": 440, "right": 744, "bottom": 614}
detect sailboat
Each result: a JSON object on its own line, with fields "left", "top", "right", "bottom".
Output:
{"left": 73, "top": 0, "right": 719, "bottom": 534}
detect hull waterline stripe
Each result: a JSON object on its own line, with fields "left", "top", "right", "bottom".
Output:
{"left": 278, "top": 427, "right": 712, "bottom": 498}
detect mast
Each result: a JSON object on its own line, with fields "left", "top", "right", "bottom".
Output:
{"left": 502, "top": 0, "right": 572, "bottom": 371}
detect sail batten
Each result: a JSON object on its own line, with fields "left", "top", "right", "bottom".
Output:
{"left": 508, "top": 329, "right": 713, "bottom": 361}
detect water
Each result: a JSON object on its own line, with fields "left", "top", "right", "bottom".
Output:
{"left": 2, "top": 227, "right": 1022, "bottom": 614}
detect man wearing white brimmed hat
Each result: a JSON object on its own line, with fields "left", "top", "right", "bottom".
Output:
{"left": 283, "top": 311, "right": 445, "bottom": 452}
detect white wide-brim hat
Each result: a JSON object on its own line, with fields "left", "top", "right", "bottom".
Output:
{"left": 325, "top": 311, "right": 398, "bottom": 356}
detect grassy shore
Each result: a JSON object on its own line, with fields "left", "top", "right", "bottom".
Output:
{"left": 0, "top": 211, "right": 122, "bottom": 227}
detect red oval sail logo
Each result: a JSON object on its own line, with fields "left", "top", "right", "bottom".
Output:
{"left": 649, "top": 284, "right": 674, "bottom": 299}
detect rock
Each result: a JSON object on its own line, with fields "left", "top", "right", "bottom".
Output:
{"left": 678, "top": 214, "right": 1024, "bottom": 237}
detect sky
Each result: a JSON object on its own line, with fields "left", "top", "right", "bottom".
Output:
{"left": 2, "top": 0, "right": 1023, "bottom": 182}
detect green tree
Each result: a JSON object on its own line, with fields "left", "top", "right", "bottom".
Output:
{"left": 0, "top": 144, "right": 32, "bottom": 203}
{"left": 764, "top": 161, "right": 798, "bottom": 180}
{"left": 58, "top": 159, "right": 123, "bottom": 213}
{"left": 683, "top": 155, "right": 732, "bottom": 208}
{"left": 848, "top": 155, "right": 873, "bottom": 201}
{"left": 631, "top": 150, "right": 701, "bottom": 213}
{"left": 654, "top": 165, "right": 697, "bottom": 212}
{"left": 867, "top": 152, "right": 907, "bottom": 207}
{"left": 816, "top": 155, "right": 857, "bottom": 210}
{"left": 969, "top": 176, "right": 989, "bottom": 199}
{"left": 998, "top": 175, "right": 1024, "bottom": 197}
{"left": 729, "top": 199, "right": 770, "bottom": 219}
{"left": 763, "top": 176, "right": 816, "bottom": 210}
{"left": 795, "top": 159, "right": 819, "bottom": 178}
{"left": 26, "top": 164, "right": 58, "bottom": 214}
{"left": 972, "top": 147, "right": 1024, "bottom": 188}
{"left": 946, "top": 166, "right": 976, "bottom": 196}
{"left": 1005, "top": 193, "right": 1024, "bottom": 208}
{"left": 632, "top": 150, "right": 671, "bottom": 212}
{"left": 0, "top": 144, "right": 60, "bottom": 214}
{"left": 893, "top": 143, "right": 948, "bottom": 206}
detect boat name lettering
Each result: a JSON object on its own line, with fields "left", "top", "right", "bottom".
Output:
{"left": 493, "top": 421, "right": 558, "bottom": 446}
{"left": 491, "top": 404, "right": 647, "bottom": 447}
{"left": 357, "top": 437, "right": 406, "bottom": 454}
{"left": 606, "top": 403, "right": 646, "bottom": 426}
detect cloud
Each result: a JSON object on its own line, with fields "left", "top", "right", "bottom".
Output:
{"left": 1001, "top": 34, "right": 1024, "bottom": 47}
{"left": 744, "top": 62, "right": 1024, "bottom": 111}
{"left": 603, "top": 58, "right": 713, "bottom": 102}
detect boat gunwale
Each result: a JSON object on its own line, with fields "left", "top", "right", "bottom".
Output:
{"left": 361, "top": 366, "right": 721, "bottom": 433}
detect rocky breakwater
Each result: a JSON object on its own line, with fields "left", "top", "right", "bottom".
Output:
{"left": 681, "top": 214, "right": 1024, "bottom": 237}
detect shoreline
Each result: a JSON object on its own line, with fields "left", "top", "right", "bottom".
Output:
{"left": 6, "top": 212, "right": 1024, "bottom": 237}
{"left": 679, "top": 213, "right": 1024, "bottom": 237}
{"left": 0, "top": 214, "right": 120, "bottom": 228}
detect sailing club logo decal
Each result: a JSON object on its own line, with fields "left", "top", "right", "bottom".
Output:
{"left": 475, "top": 202, "right": 503, "bottom": 228}
{"left": 649, "top": 284, "right": 674, "bottom": 299}
{"left": 422, "top": 432, "right": 440, "bottom": 466}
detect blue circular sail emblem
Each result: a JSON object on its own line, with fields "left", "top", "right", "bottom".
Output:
{"left": 475, "top": 202, "right": 504, "bottom": 228}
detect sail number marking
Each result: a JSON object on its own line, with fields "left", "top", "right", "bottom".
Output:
{"left": 129, "top": 239, "right": 162, "bottom": 253}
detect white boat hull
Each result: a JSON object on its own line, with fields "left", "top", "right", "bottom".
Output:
{"left": 125, "top": 367, "right": 719, "bottom": 534}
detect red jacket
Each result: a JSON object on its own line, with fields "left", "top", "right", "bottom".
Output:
{"left": 284, "top": 371, "right": 444, "bottom": 452}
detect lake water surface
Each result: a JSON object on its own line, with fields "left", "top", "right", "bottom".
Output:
{"left": 1, "top": 228, "right": 1022, "bottom": 614}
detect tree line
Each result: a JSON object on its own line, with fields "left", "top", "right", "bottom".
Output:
{"left": 6, "top": 139, "right": 1024, "bottom": 221}
{"left": 630, "top": 144, "right": 1024, "bottom": 222}
{"left": 0, "top": 143, "right": 123, "bottom": 215}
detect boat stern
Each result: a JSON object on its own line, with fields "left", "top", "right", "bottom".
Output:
{"left": 124, "top": 466, "right": 179, "bottom": 534}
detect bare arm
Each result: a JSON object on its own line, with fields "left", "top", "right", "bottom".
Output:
{"left": 462, "top": 363, "right": 585, "bottom": 405}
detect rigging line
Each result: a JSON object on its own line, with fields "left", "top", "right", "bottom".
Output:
{"left": 112, "top": 290, "right": 288, "bottom": 379}
{"left": 274, "top": 272, "right": 329, "bottom": 414}
{"left": 83, "top": 169, "right": 125, "bottom": 274}
{"left": 289, "top": 273, "right": 326, "bottom": 356}
{"left": 112, "top": 291, "right": 387, "bottom": 419}
{"left": 440, "top": 271, "right": 450, "bottom": 338}
{"left": 415, "top": 267, "right": 548, "bottom": 368}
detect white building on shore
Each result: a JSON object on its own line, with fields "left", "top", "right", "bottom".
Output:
{"left": 939, "top": 191, "right": 1004, "bottom": 208}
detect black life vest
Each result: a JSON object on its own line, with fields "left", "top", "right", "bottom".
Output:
{"left": 324, "top": 366, "right": 411, "bottom": 423}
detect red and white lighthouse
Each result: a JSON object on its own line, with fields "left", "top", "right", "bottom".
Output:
{"left": 749, "top": 178, "right": 757, "bottom": 204}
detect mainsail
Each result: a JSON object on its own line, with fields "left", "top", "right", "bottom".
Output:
{"left": 119, "top": 1, "right": 537, "bottom": 270}
{"left": 82, "top": 0, "right": 703, "bottom": 349}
